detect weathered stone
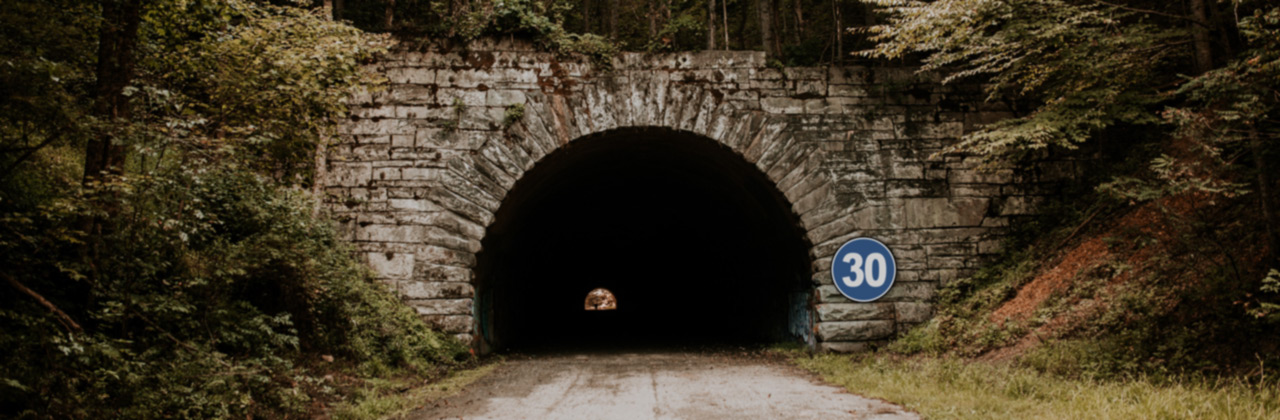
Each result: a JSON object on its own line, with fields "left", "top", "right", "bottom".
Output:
{"left": 408, "top": 298, "right": 472, "bottom": 315}
{"left": 415, "top": 263, "right": 474, "bottom": 283}
{"left": 367, "top": 252, "right": 414, "bottom": 279}
{"left": 816, "top": 303, "right": 894, "bottom": 322}
{"left": 417, "top": 314, "right": 472, "bottom": 333}
{"left": 817, "top": 320, "right": 895, "bottom": 341}
{"left": 402, "top": 281, "right": 475, "bottom": 299}
{"left": 326, "top": 41, "right": 1073, "bottom": 352}
{"left": 818, "top": 341, "right": 878, "bottom": 353}
{"left": 894, "top": 302, "right": 933, "bottom": 324}
{"left": 898, "top": 197, "right": 990, "bottom": 229}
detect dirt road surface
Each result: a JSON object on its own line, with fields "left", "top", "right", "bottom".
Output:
{"left": 407, "top": 351, "right": 917, "bottom": 420}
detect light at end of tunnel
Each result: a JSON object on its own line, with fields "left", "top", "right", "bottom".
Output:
{"left": 584, "top": 288, "right": 617, "bottom": 311}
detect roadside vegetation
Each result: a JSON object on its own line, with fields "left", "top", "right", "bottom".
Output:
{"left": 795, "top": 355, "right": 1279, "bottom": 420}
{"left": 0, "top": 1, "right": 481, "bottom": 418}
{"left": 789, "top": 0, "right": 1280, "bottom": 416}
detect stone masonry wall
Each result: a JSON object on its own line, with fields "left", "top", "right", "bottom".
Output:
{"left": 325, "top": 38, "right": 1076, "bottom": 352}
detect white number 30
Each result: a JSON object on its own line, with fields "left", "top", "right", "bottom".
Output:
{"left": 841, "top": 252, "right": 887, "bottom": 288}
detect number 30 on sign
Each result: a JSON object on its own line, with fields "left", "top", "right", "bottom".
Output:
{"left": 831, "top": 238, "right": 897, "bottom": 302}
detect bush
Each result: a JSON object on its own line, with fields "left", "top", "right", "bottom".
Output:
{"left": 0, "top": 153, "right": 468, "bottom": 419}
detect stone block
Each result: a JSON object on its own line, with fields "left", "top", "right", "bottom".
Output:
{"left": 327, "top": 162, "right": 372, "bottom": 187}
{"left": 367, "top": 252, "right": 414, "bottom": 279}
{"left": 402, "top": 281, "right": 475, "bottom": 299}
{"left": 386, "top": 198, "right": 436, "bottom": 212}
{"left": 879, "top": 281, "right": 937, "bottom": 302}
{"left": 817, "top": 320, "right": 895, "bottom": 341}
{"left": 387, "top": 67, "right": 436, "bottom": 84}
{"left": 408, "top": 298, "right": 472, "bottom": 315}
{"left": 356, "top": 224, "right": 420, "bottom": 243}
{"left": 819, "top": 341, "right": 876, "bottom": 353}
{"left": 895, "top": 302, "right": 933, "bottom": 324}
{"left": 486, "top": 89, "right": 528, "bottom": 107}
{"left": 761, "top": 97, "right": 805, "bottom": 114}
{"left": 418, "top": 314, "right": 473, "bottom": 333}
{"left": 415, "top": 263, "right": 474, "bottom": 283}
{"left": 783, "top": 67, "right": 825, "bottom": 80}
{"left": 816, "top": 303, "right": 895, "bottom": 322}
{"left": 898, "top": 197, "right": 990, "bottom": 229}
{"left": 998, "top": 196, "right": 1042, "bottom": 215}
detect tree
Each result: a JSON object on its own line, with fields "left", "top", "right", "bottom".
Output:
{"left": 708, "top": 0, "right": 718, "bottom": 49}
{"left": 0, "top": 2, "right": 475, "bottom": 418}
{"left": 860, "top": 0, "right": 1279, "bottom": 263}
{"left": 84, "top": 0, "right": 141, "bottom": 187}
{"left": 758, "top": 0, "right": 776, "bottom": 56}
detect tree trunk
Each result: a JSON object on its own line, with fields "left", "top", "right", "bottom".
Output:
{"left": 1251, "top": 129, "right": 1280, "bottom": 264}
{"left": 609, "top": 0, "right": 619, "bottom": 39}
{"left": 333, "top": 0, "right": 344, "bottom": 21}
{"left": 708, "top": 0, "right": 718, "bottom": 49}
{"left": 722, "top": 0, "right": 729, "bottom": 49}
{"left": 385, "top": 0, "right": 395, "bottom": 31}
{"left": 792, "top": 0, "right": 804, "bottom": 44}
{"left": 584, "top": 0, "right": 593, "bottom": 33}
{"left": 834, "top": 0, "right": 843, "bottom": 63}
{"left": 313, "top": 135, "right": 328, "bottom": 217}
{"left": 84, "top": 0, "right": 141, "bottom": 187}
{"left": 736, "top": 0, "right": 749, "bottom": 49}
{"left": 648, "top": 0, "right": 657, "bottom": 39}
{"left": 1188, "top": 0, "right": 1214, "bottom": 73}
{"left": 758, "top": 0, "right": 775, "bottom": 56}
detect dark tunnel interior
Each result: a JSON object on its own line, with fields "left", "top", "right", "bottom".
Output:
{"left": 475, "top": 128, "right": 813, "bottom": 352}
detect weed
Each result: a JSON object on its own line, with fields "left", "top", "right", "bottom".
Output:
{"left": 793, "top": 354, "right": 1280, "bottom": 420}
{"left": 503, "top": 103, "right": 525, "bottom": 129}
{"left": 330, "top": 361, "right": 500, "bottom": 420}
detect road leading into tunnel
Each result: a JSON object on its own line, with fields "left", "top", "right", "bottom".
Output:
{"left": 406, "top": 350, "right": 917, "bottom": 420}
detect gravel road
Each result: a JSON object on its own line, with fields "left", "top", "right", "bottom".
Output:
{"left": 407, "top": 350, "right": 917, "bottom": 420}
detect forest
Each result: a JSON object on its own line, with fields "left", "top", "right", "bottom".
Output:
{"left": 2, "top": 0, "right": 1279, "bottom": 418}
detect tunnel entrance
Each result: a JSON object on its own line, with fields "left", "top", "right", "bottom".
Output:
{"left": 475, "top": 128, "right": 813, "bottom": 352}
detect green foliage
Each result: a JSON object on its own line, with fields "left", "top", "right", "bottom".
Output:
{"left": 344, "top": 0, "right": 875, "bottom": 64}
{"left": 866, "top": 0, "right": 1280, "bottom": 383}
{"left": 646, "top": 12, "right": 706, "bottom": 52}
{"left": 0, "top": 156, "right": 468, "bottom": 418}
{"left": 1098, "top": 154, "right": 1250, "bottom": 203}
{"left": 140, "top": 0, "right": 393, "bottom": 184}
{"left": 503, "top": 103, "right": 526, "bottom": 128}
{"left": 889, "top": 251, "right": 1036, "bottom": 356}
{"left": 0, "top": 0, "right": 469, "bottom": 418}
{"left": 861, "top": 0, "right": 1183, "bottom": 168}
{"left": 328, "top": 362, "right": 499, "bottom": 420}
{"left": 0, "top": 0, "right": 97, "bottom": 182}
{"left": 491, "top": 0, "right": 621, "bottom": 66}
{"left": 1249, "top": 269, "right": 1280, "bottom": 324}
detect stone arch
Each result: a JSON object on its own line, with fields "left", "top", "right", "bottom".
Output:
{"left": 331, "top": 43, "right": 1047, "bottom": 353}
{"left": 439, "top": 83, "right": 841, "bottom": 260}
{"left": 470, "top": 126, "right": 818, "bottom": 351}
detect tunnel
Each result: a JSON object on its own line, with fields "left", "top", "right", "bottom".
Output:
{"left": 474, "top": 128, "right": 813, "bottom": 352}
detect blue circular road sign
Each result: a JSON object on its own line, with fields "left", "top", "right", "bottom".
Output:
{"left": 831, "top": 238, "right": 897, "bottom": 302}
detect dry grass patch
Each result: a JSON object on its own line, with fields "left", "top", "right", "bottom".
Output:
{"left": 793, "top": 354, "right": 1279, "bottom": 420}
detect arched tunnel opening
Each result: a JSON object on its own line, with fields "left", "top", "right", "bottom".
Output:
{"left": 475, "top": 128, "right": 813, "bottom": 352}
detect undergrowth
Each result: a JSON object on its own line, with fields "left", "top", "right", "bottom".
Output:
{"left": 0, "top": 152, "right": 473, "bottom": 419}
{"left": 794, "top": 354, "right": 1280, "bottom": 420}
{"left": 887, "top": 189, "right": 1280, "bottom": 380}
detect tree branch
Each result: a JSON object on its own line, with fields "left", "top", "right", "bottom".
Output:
{"left": 1086, "top": 0, "right": 1204, "bottom": 26}
{"left": 2, "top": 272, "right": 82, "bottom": 333}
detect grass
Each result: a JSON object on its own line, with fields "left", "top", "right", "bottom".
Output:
{"left": 791, "top": 354, "right": 1280, "bottom": 420}
{"left": 329, "top": 360, "right": 501, "bottom": 420}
